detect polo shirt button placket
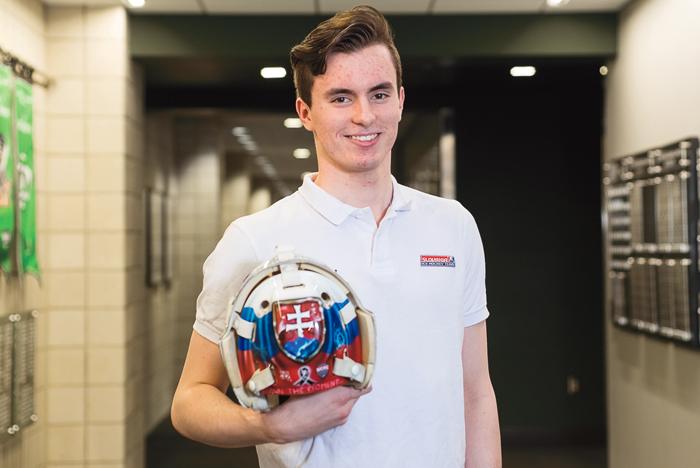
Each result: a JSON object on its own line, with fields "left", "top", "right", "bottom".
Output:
{"left": 371, "top": 218, "right": 394, "bottom": 275}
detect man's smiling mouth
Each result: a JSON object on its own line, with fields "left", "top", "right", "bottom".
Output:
{"left": 347, "top": 133, "right": 379, "bottom": 142}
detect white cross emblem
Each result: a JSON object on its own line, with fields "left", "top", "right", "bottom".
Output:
{"left": 285, "top": 304, "right": 314, "bottom": 337}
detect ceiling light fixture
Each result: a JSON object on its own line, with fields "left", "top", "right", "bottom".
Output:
{"left": 126, "top": 0, "right": 146, "bottom": 8}
{"left": 293, "top": 148, "right": 311, "bottom": 159}
{"left": 284, "top": 118, "right": 303, "bottom": 129}
{"left": 599, "top": 66, "right": 609, "bottom": 76}
{"left": 510, "top": 66, "right": 536, "bottom": 77}
{"left": 232, "top": 127, "right": 248, "bottom": 136}
{"left": 260, "top": 67, "right": 287, "bottom": 79}
{"left": 546, "top": 0, "right": 570, "bottom": 7}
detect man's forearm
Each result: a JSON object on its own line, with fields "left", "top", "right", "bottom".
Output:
{"left": 171, "top": 383, "right": 279, "bottom": 448}
{"left": 464, "top": 388, "right": 501, "bottom": 468}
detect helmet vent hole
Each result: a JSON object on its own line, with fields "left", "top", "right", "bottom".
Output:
{"left": 321, "top": 292, "right": 331, "bottom": 302}
{"left": 260, "top": 300, "right": 270, "bottom": 309}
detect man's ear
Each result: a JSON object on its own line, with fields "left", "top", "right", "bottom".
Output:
{"left": 398, "top": 86, "right": 405, "bottom": 122}
{"left": 296, "top": 97, "right": 313, "bottom": 131}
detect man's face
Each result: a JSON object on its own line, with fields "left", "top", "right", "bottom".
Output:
{"left": 296, "top": 44, "right": 404, "bottom": 175}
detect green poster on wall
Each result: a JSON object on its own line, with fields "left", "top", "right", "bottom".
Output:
{"left": 14, "top": 78, "right": 38, "bottom": 275}
{"left": 0, "top": 65, "right": 14, "bottom": 274}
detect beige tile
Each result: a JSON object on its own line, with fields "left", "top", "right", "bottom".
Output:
{"left": 47, "top": 118, "right": 85, "bottom": 154}
{"left": 47, "top": 6, "right": 85, "bottom": 38}
{"left": 87, "top": 117, "right": 126, "bottom": 155}
{"left": 87, "top": 309, "right": 125, "bottom": 346}
{"left": 47, "top": 194, "right": 85, "bottom": 231}
{"left": 87, "top": 271, "right": 126, "bottom": 308}
{"left": 47, "top": 348, "right": 84, "bottom": 385}
{"left": 125, "top": 159, "right": 142, "bottom": 194}
{"left": 87, "top": 233, "right": 126, "bottom": 269}
{"left": 87, "top": 385, "right": 125, "bottom": 423}
{"left": 47, "top": 233, "right": 85, "bottom": 269}
{"left": 31, "top": 312, "right": 46, "bottom": 356}
{"left": 47, "top": 39, "right": 84, "bottom": 78}
{"left": 87, "top": 158, "right": 126, "bottom": 192}
{"left": 87, "top": 347, "right": 125, "bottom": 384}
{"left": 46, "top": 157, "right": 85, "bottom": 193}
{"left": 47, "top": 387, "right": 85, "bottom": 423}
{"left": 87, "top": 194, "right": 126, "bottom": 231}
{"left": 126, "top": 120, "right": 143, "bottom": 159}
{"left": 47, "top": 79, "right": 85, "bottom": 115}
{"left": 85, "top": 6, "right": 127, "bottom": 39}
{"left": 36, "top": 191, "right": 49, "bottom": 232}
{"left": 23, "top": 276, "right": 45, "bottom": 310}
{"left": 87, "top": 424, "right": 125, "bottom": 461}
{"left": 47, "top": 425, "right": 84, "bottom": 463}
{"left": 34, "top": 114, "right": 47, "bottom": 154}
{"left": 47, "top": 309, "right": 85, "bottom": 346}
{"left": 125, "top": 233, "right": 142, "bottom": 268}
{"left": 125, "top": 335, "right": 144, "bottom": 378}
{"left": 46, "top": 271, "right": 85, "bottom": 307}
{"left": 87, "top": 79, "right": 126, "bottom": 116}
{"left": 86, "top": 38, "right": 127, "bottom": 77}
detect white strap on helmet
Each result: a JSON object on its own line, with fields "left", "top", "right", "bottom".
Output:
{"left": 231, "top": 314, "right": 255, "bottom": 340}
{"left": 246, "top": 366, "right": 275, "bottom": 394}
{"left": 333, "top": 355, "right": 366, "bottom": 383}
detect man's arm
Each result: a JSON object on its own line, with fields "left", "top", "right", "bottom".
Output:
{"left": 171, "top": 331, "right": 370, "bottom": 448}
{"left": 462, "top": 321, "right": 501, "bottom": 468}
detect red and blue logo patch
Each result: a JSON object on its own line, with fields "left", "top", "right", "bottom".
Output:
{"left": 420, "top": 255, "right": 456, "bottom": 267}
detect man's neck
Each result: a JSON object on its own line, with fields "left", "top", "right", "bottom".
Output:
{"left": 313, "top": 167, "right": 393, "bottom": 225}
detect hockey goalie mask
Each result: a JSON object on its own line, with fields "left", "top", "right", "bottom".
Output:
{"left": 219, "top": 247, "right": 376, "bottom": 411}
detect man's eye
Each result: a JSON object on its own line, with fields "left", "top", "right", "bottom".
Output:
{"left": 332, "top": 96, "right": 350, "bottom": 104}
{"left": 373, "top": 92, "right": 389, "bottom": 100}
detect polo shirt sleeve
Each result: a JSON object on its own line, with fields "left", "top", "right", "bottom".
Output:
{"left": 458, "top": 205, "right": 490, "bottom": 327}
{"left": 193, "top": 222, "right": 260, "bottom": 343}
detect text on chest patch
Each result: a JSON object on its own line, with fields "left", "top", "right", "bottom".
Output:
{"left": 420, "top": 255, "right": 456, "bottom": 267}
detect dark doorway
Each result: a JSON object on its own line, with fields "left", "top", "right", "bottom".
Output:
{"left": 454, "top": 63, "right": 605, "bottom": 444}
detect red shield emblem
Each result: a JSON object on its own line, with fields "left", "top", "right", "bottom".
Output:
{"left": 273, "top": 300, "right": 325, "bottom": 363}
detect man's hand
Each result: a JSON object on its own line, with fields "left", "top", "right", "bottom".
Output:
{"left": 263, "top": 385, "right": 371, "bottom": 444}
{"left": 172, "top": 331, "right": 370, "bottom": 448}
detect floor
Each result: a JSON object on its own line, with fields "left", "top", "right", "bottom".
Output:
{"left": 147, "top": 418, "right": 607, "bottom": 468}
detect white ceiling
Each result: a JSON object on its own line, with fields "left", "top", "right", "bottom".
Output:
{"left": 43, "top": 0, "right": 630, "bottom": 15}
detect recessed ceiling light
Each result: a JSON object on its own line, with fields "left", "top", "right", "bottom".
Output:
{"left": 232, "top": 127, "right": 248, "bottom": 136}
{"left": 546, "top": 0, "right": 570, "bottom": 7}
{"left": 260, "top": 67, "right": 287, "bottom": 79}
{"left": 510, "top": 66, "right": 536, "bottom": 77}
{"left": 284, "top": 118, "right": 303, "bottom": 128}
{"left": 126, "top": 0, "right": 146, "bottom": 7}
{"left": 599, "top": 66, "right": 609, "bottom": 76}
{"left": 293, "top": 148, "right": 311, "bottom": 159}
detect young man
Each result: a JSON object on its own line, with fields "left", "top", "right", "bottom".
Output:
{"left": 171, "top": 6, "right": 501, "bottom": 467}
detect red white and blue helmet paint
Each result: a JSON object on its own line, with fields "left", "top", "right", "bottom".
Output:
{"left": 219, "top": 247, "right": 376, "bottom": 411}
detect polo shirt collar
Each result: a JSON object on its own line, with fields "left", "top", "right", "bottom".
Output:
{"left": 298, "top": 173, "right": 412, "bottom": 226}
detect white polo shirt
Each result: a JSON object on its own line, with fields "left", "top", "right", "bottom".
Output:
{"left": 195, "top": 174, "right": 489, "bottom": 468}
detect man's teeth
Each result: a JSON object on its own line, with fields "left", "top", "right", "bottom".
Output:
{"left": 350, "top": 134, "right": 378, "bottom": 142}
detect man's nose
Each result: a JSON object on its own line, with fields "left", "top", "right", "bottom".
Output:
{"left": 351, "top": 98, "right": 376, "bottom": 127}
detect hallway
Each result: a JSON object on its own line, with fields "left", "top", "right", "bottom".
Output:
{"left": 146, "top": 418, "right": 607, "bottom": 468}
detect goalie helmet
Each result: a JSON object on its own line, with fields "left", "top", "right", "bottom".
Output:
{"left": 219, "top": 247, "right": 376, "bottom": 411}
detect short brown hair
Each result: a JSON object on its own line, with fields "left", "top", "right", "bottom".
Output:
{"left": 290, "top": 5, "right": 402, "bottom": 106}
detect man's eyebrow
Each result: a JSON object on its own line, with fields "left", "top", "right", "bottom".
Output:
{"left": 368, "top": 82, "right": 393, "bottom": 93}
{"left": 324, "top": 87, "right": 355, "bottom": 98}
{"left": 324, "top": 82, "right": 394, "bottom": 98}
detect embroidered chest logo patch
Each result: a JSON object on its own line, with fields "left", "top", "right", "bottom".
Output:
{"left": 420, "top": 255, "right": 456, "bottom": 267}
